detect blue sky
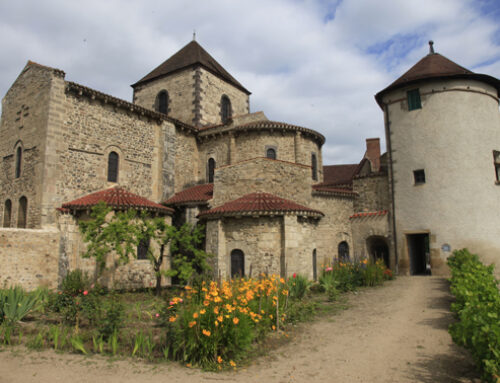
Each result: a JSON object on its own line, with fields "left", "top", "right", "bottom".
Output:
{"left": 0, "top": 0, "right": 499, "bottom": 164}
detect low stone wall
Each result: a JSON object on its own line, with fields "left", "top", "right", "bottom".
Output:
{"left": 0, "top": 228, "right": 60, "bottom": 290}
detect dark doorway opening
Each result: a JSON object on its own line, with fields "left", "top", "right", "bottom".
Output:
{"left": 366, "top": 236, "right": 390, "bottom": 267}
{"left": 407, "top": 233, "right": 430, "bottom": 275}
{"left": 231, "top": 249, "right": 245, "bottom": 278}
{"left": 312, "top": 249, "right": 317, "bottom": 281}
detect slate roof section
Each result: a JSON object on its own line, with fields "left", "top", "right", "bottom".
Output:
{"left": 350, "top": 210, "right": 388, "bottom": 219}
{"left": 163, "top": 183, "right": 214, "bottom": 205}
{"left": 198, "top": 192, "right": 324, "bottom": 219}
{"left": 61, "top": 186, "right": 173, "bottom": 214}
{"left": 376, "top": 52, "right": 500, "bottom": 107}
{"left": 132, "top": 40, "right": 250, "bottom": 94}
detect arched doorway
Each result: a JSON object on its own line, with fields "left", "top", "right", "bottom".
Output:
{"left": 230, "top": 249, "right": 244, "bottom": 278}
{"left": 338, "top": 241, "right": 349, "bottom": 262}
{"left": 366, "top": 236, "right": 389, "bottom": 267}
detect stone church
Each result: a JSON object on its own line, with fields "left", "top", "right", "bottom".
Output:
{"left": 1, "top": 40, "right": 499, "bottom": 290}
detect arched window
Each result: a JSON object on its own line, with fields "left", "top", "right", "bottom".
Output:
{"left": 15, "top": 146, "right": 22, "bottom": 178}
{"left": 156, "top": 90, "right": 169, "bottom": 115}
{"left": 311, "top": 153, "right": 318, "bottom": 181}
{"left": 207, "top": 158, "right": 216, "bottom": 183}
{"left": 107, "top": 152, "right": 119, "bottom": 182}
{"left": 17, "top": 196, "right": 27, "bottom": 229}
{"left": 221, "top": 95, "right": 231, "bottom": 123}
{"left": 231, "top": 249, "right": 245, "bottom": 278}
{"left": 137, "top": 237, "right": 150, "bottom": 260}
{"left": 3, "top": 199, "right": 12, "bottom": 228}
{"left": 266, "top": 147, "right": 276, "bottom": 160}
{"left": 312, "top": 249, "right": 317, "bottom": 281}
{"left": 338, "top": 241, "right": 349, "bottom": 262}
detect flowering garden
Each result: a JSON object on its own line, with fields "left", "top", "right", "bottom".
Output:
{"left": 0, "top": 258, "right": 393, "bottom": 370}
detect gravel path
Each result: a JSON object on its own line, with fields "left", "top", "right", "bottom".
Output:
{"left": 0, "top": 276, "right": 480, "bottom": 383}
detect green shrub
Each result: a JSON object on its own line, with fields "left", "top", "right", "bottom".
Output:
{"left": 0, "top": 286, "right": 38, "bottom": 326}
{"left": 287, "top": 274, "right": 310, "bottom": 300}
{"left": 60, "top": 269, "right": 92, "bottom": 296}
{"left": 447, "top": 249, "right": 500, "bottom": 382}
{"left": 362, "top": 260, "right": 385, "bottom": 287}
{"left": 95, "top": 296, "right": 125, "bottom": 341}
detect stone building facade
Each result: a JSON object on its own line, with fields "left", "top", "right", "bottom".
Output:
{"left": 1, "top": 40, "right": 499, "bottom": 290}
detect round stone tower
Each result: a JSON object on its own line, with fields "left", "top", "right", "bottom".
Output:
{"left": 375, "top": 42, "right": 500, "bottom": 275}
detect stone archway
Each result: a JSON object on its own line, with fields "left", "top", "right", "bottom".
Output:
{"left": 366, "top": 236, "right": 389, "bottom": 267}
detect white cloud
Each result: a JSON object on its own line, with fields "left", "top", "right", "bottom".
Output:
{"left": 0, "top": 0, "right": 499, "bottom": 165}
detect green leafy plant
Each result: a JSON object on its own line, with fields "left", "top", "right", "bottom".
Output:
{"left": 70, "top": 334, "right": 87, "bottom": 355}
{"left": 27, "top": 330, "right": 45, "bottom": 350}
{"left": 0, "top": 286, "right": 38, "bottom": 326}
{"left": 49, "top": 325, "right": 61, "bottom": 350}
{"left": 287, "top": 274, "right": 310, "bottom": 300}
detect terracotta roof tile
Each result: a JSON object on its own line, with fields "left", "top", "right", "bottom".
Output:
{"left": 350, "top": 210, "right": 388, "bottom": 219}
{"left": 321, "top": 164, "right": 358, "bottom": 187}
{"left": 376, "top": 52, "right": 500, "bottom": 106}
{"left": 132, "top": 41, "right": 250, "bottom": 94}
{"left": 312, "top": 185, "right": 357, "bottom": 198}
{"left": 163, "top": 184, "right": 214, "bottom": 205}
{"left": 198, "top": 192, "right": 324, "bottom": 219}
{"left": 61, "top": 186, "right": 173, "bottom": 214}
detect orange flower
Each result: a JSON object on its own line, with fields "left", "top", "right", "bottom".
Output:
{"left": 229, "top": 360, "right": 236, "bottom": 367}
{"left": 214, "top": 307, "right": 219, "bottom": 314}
{"left": 217, "top": 356, "right": 223, "bottom": 364}
{"left": 202, "top": 329, "right": 211, "bottom": 337}
{"left": 203, "top": 300, "right": 210, "bottom": 306}
{"left": 200, "top": 309, "right": 206, "bottom": 315}
{"left": 188, "top": 321, "right": 196, "bottom": 328}
{"left": 233, "top": 317, "right": 239, "bottom": 325}
{"left": 217, "top": 315, "right": 223, "bottom": 322}
{"left": 272, "top": 325, "right": 276, "bottom": 330}
{"left": 169, "top": 316, "right": 177, "bottom": 322}
{"left": 193, "top": 312, "right": 199, "bottom": 319}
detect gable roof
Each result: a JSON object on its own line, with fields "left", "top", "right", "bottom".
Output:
{"left": 61, "top": 186, "right": 173, "bottom": 214}
{"left": 376, "top": 52, "right": 500, "bottom": 107}
{"left": 163, "top": 183, "right": 214, "bottom": 206}
{"left": 198, "top": 192, "right": 324, "bottom": 219}
{"left": 132, "top": 40, "right": 250, "bottom": 94}
{"left": 322, "top": 164, "right": 358, "bottom": 187}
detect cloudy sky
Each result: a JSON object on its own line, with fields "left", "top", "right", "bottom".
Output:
{"left": 1, "top": 0, "right": 499, "bottom": 164}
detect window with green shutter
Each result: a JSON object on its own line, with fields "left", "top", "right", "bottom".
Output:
{"left": 407, "top": 89, "right": 422, "bottom": 111}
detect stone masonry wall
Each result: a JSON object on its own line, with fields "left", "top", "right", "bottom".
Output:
{"left": 310, "top": 195, "right": 354, "bottom": 265}
{"left": 283, "top": 215, "right": 318, "bottom": 280}
{"left": 234, "top": 131, "right": 296, "bottom": 163}
{"left": 198, "top": 68, "right": 249, "bottom": 126}
{"left": 220, "top": 217, "right": 282, "bottom": 279}
{"left": 212, "top": 158, "right": 312, "bottom": 207}
{"left": 0, "top": 228, "right": 60, "bottom": 290}
{"left": 42, "top": 91, "right": 165, "bottom": 225}
{"left": 352, "top": 174, "right": 390, "bottom": 213}
{"left": 133, "top": 69, "right": 196, "bottom": 126}
{"left": 174, "top": 129, "right": 200, "bottom": 193}
{"left": 0, "top": 64, "right": 54, "bottom": 228}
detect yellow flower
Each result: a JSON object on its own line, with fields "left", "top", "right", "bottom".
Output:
{"left": 233, "top": 317, "right": 239, "bottom": 325}
{"left": 229, "top": 360, "right": 236, "bottom": 367}
{"left": 215, "top": 320, "right": 219, "bottom": 326}
{"left": 217, "top": 356, "right": 223, "bottom": 364}
{"left": 188, "top": 321, "right": 196, "bottom": 328}
{"left": 217, "top": 315, "right": 223, "bottom": 322}
{"left": 193, "top": 312, "right": 199, "bottom": 319}
{"left": 200, "top": 309, "right": 206, "bottom": 315}
{"left": 202, "top": 329, "right": 211, "bottom": 337}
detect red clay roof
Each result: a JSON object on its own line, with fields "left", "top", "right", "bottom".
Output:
{"left": 350, "top": 210, "right": 388, "bottom": 219}
{"left": 163, "top": 183, "right": 214, "bottom": 205}
{"left": 312, "top": 185, "right": 357, "bottom": 198}
{"left": 132, "top": 41, "right": 250, "bottom": 94}
{"left": 198, "top": 192, "right": 324, "bottom": 219}
{"left": 61, "top": 186, "right": 173, "bottom": 214}
{"left": 376, "top": 52, "right": 500, "bottom": 106}
{"left": 321, "top": 164, "right": 358, "bottom": 187}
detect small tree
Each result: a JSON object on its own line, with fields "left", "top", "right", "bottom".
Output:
{"left": 78, "top": 202, "right": 212, "bottom": 295}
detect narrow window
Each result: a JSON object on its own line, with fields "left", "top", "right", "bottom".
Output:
{"left": 3, "top": 199, "right": 12, "bottom": 228}
{"left": 266, "top": 147, "right": 276, "bottom": 160}
{"left": 15, "top": 146, "right": 22, "bottom": 178}
{"left": 231, "top": 249, "right": 245, "bottom": 278}
{"left": 312, "top": 249, "right": 317, "bottom": 281}
{"left": 107, "top": 152, "right": 119, "bottom": 182}
{"left": 407, "top": 89, "right": 422, "bottom": 111}
{"left": 207, "top": 158, "right": 216, "bottom": 183}
{"left": 338, "top": 241, "right": 349, "bottom": 262}
{"left": 137, "top": 237, "right": 150, "bottom": 260}
{"left": 413, "top": 169, "right": 426, "bottom": 185}
{"left": 311, "top": 153, "right": 318, "bottom": 181}
{"left": 493, "top": 151, "right": 500, "bottom": 183}
{"left": 156, "top": 90, "right": 168, "bottom": 115}
{"left": 221, "top": 95, "right": 231, "bottom": 123}
{"left": 17, "top": 196, "right": 27, "bottom": 229}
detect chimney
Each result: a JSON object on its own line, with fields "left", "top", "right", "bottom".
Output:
{"left": 365, "top": 138, "right": 380, "bottom": 173}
